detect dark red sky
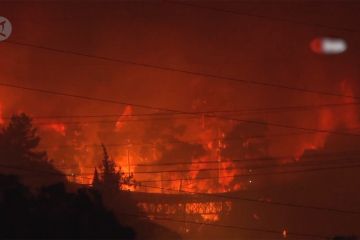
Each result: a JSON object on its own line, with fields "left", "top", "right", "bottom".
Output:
{"left": 1, "top": 1, "right": 359, "bottom": 141}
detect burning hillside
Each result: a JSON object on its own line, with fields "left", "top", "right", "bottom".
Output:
{"left": 1, "top": 2, "right": 360, "bottom": 238}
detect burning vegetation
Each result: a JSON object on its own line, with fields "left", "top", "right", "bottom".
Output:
{"left": 1, "top": 80, "right": 360, "bottom": 226}
{"left": 1, "top": 1, "right": 360, "bottom": 238}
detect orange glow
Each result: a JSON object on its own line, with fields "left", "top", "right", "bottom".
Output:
{"left": 1, "top": 4, "right": 360, "bottom": 238}
{"left": 138, "top": 201, "right": 232, "bottom": 223}
{"left": 0, "top": 104, "right": 4, "bottom": 125}
{"left": 116, "top": 105, "right": 133, "bottom": 130}
{"left": 47, "top": 79, "right": 360, "bottom": 198}
{"left": 282, "top": 229, "right": 287, "bottom": 238}
{"left": 43, "top": 123, "right": 66, "bottom": 136}
{"left": 294, "top": 108, "right": 333, "bottom": 160}
{"left": 293, "top": 80, "right": 360, "bottom": 161}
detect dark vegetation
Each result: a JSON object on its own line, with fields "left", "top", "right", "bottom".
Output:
{"left": 0, "top": 113, "right": 135, "bottom": 238}
{"left": 0, "top": 113, "right": 180, "bottom": 239}
{"left": 0, "top": 113, "right": 65, "bottom": 187}
{"left": 0, "top": 174, "right": 134, "bottom": 238}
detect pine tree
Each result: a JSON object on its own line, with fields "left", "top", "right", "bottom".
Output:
{"left": 0, "top": 113, "right": 64, "bottom": 186}
{"left": 92, "top": 144, "right": 137, "bottom": 192}
{"left": 100, "top": 144, "right": 120, "bottom": 192}
{"left": 92, "top": 168, "right": 101, "bottom": 190}
{"left": 0, "top": 113, "right": 46, "bottom": 162}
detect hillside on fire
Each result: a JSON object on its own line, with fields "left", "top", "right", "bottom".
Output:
{"left": 1, "top": 1, "right": 360, "bottom": 239}
{"left": 0, "top": 114, "right": 180, "bottom": 239}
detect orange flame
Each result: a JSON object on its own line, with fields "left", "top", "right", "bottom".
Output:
{"left": 116, "top": 105, "right": 132, "bottom": 130}
{"left": 0, "top": 104, "right": 4, "bottom": 125}
{"left": 43, "top": 123, "right": 66, "bottom": 136}
{"left": 294, "top": 80, "right": 359, "bottom": 160}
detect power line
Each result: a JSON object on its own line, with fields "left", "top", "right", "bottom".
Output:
{"left": 131, "top": 149, "right": 360, "bottom": 167}
{"left": 120, "top": 212, "right": 328, "bottom": 239}
{"left": 0, "top": 165, "right": 336, "bottom": 238}
{"left": 3, "top": 101, "right": 360, "bottom": 120}
{"left": 137, "top": 179, "right": 360, "bottom": 215}
{"left": 38, "top": 130, "right": 315, "bottom": 150}
{"left": 137, "top": 163, "right": 360, "bottom": 183}
{"left": 57, "top": 153, "right": 360, "bottom": 184}
{"left": 0, "top": 82, "right": 359, "bottom": 137}
{"left": 130, "top": 158, "right": 360, "bottom": 175}
{"left": 33, "top": 116, "right": 360, "bottom": 137}
{"left": 35, "top": 131, "right": 322, "bottom": 153}
{"left": 0, "top": 82, "right": 179, "bottom": 113}
{"left": 0, "top": 164, "right": 332, "bottom": 240}
{"left": 0, "top": 162, "right": 359, "bottom": 215}
{"left": 70, "top": 156, "right": 359, "bottom": 175}
{"left": 38, "top": 127, "right": 360, "bottom": 156}
{"left": 35, "top": 116, "right": 201, "bottom": 124}
{"left": 166, "top": 1, "right": 360, "bottom": 34}
{"left": 56, "top": 149, "right": 360, "bottom": 169}
{"left": 4, "top": 40, "right": 360, "bottom": 100}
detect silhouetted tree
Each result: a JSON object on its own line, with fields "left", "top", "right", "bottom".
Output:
{"left": 0, "top": 113, "right": 65, "bottom": 187}
{"left": 0, "top": 113, "right": 46, "bottom": 161}
{"left": 92, "top": 168, "right": 101, "bottom": 189}
{"left": 93, "top": 144, "right": 136, "bottom": 192}
{"left": 101, "top": 144, "right": 121, "bottom": 191}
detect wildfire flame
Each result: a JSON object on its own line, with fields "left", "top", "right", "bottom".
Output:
{"left": 42, "top": 123, "right": 66, "bottom": 136}
{"left": 116, "top": 105, "right": 133, "bottom": 130}
{"left": 3, "top": 80, "right": 360, "bottom": 225}
{"left": 294, "top": 80, "right": 359, "bottom": 160}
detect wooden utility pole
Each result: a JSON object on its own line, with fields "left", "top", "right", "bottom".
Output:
{"left": 127, "top": 140, "right": 131, "bottom": 178}
{"left": 127, "top": 147, "right": 130, "bottom": 177}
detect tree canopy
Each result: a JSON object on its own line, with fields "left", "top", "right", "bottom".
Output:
{"left": 0, "top": 113, "right": 65, "bottom": 187}
{"left": 0, "top": 174, "right": 135, "bottom": 238}
{"left": 93, "top": 144, "right": 136, "bottom": 193}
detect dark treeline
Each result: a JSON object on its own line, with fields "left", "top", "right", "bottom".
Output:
{"left": 0, "top": 113, "right": 135, "bottom": 238}
{"left": 0, "top": 174, "right": 134, "bottom": 238}
{"left": 91, "top": 144, "right": 181, "bottom": 240}
{"left": 0, "top": 113, "right": 180, "bottom": 239}
{"left": 0, "top": 113, "right": 65, "bottom": 186}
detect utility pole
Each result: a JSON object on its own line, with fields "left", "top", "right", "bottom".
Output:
{"left": 216, "top": 128, "right": 226, "bottom": 185}
{"left": 179, "top": 179, "right": 183, "bottom": 192}
{"left": 127, "top": 148, "right": 130, "bottom": 176}
{"left": 217, "top": 128, "right": 222, "bottom": 183}
{"left": 201, "top": 113, "right": 205, "bottom": 129}
{"left": 71, "top": 172, "right": 76, "bottom": 183}
{"left": 127, "top": 140, "right": 131, "bottom": 178}
{"left": 161, "top": 172, "right": 164, "bottom": 193}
